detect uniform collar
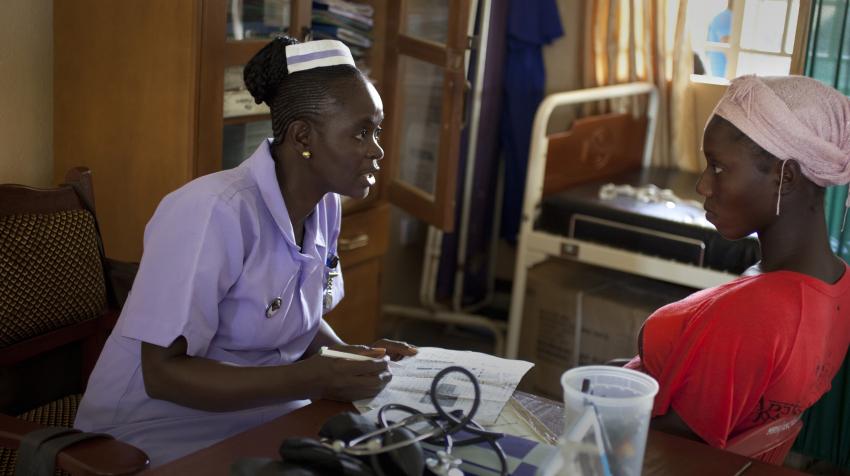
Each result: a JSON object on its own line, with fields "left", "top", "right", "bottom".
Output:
{"left": 244, "top": 139, "right": 326, "bottom": 253}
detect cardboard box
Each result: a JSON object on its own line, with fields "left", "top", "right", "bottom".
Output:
{"left": 518, "top": 259, "right": 692, "bottom": 399}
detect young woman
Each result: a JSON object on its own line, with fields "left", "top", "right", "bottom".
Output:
{"left": 74, "top": 37, "right": 416, "bottom": 466}
{"left": 630, "top": 75, "right": 850, "bottom": 450}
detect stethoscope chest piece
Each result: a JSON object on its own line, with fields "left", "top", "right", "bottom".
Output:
{"left": 266, "top": 296, "right": 282, "bottom": 318}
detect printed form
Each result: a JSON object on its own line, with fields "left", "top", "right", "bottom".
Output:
{"left": 354, "top": 347, "right": 534, "bottom": 425}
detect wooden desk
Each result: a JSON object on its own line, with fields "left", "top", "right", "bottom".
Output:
{"left": 146, "top": 397, "right": 806, "bottom": 475}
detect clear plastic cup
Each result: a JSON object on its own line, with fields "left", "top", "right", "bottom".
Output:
{"left": 560, "top": 366, "right": 659, "bottom": 476}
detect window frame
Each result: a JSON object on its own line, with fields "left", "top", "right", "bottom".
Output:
{"left": 695, "top": 0, "right": 813, "bottom": 81}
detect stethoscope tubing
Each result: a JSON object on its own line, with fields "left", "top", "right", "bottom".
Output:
{"left": 331, "top": 366, "right": 509, "bottom": 476}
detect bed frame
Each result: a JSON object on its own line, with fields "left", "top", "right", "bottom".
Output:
{"left": 505, "top": 82, "right": 739, "bottom": 359}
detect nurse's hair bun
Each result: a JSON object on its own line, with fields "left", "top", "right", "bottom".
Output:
{"left": 243, "top": 36, "right": 364, "bottom": 145}
{"left": 244, "top": 36, "right": 297, "bottom": 106}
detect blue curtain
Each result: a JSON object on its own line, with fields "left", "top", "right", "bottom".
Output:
{"left": 792, "top": 1, "right": 850, "bottom": 469}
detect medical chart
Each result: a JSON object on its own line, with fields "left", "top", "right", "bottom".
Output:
{"left": 353, "top": 347, "right": 534, "bottom": 425}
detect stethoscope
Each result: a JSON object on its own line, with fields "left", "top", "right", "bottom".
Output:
{"left": 326, "top": 366, "right": 508, "bottom": 476}
{"left": 265, "top": 254, "right": 339, "bottom": 318}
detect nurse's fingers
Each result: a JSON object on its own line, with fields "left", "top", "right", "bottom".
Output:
{"left": 330, "top": 356, "right": 390, "bottom": 376}
{"left": 329, "top": 344, "right": 387, "bottom": 358}
{"left": 346, "top": 371, "right": 393, "bottom": 399}
{"left": 372, "top": 339, "right": 418, "bottom": 360}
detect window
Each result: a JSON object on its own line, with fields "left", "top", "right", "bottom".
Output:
{"left": 808, "top": 0, "right": 850, "bottom": 91}
{"left": 689, "top": 0, "right": 805, "bottom": 80}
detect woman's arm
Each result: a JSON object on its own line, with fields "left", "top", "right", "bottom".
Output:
{"left": 141, "top": 336, "right": 391, "bottom": 412}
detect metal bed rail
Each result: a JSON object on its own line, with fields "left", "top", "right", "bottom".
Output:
{"left": 505, "top": 82, "right": 737, "bottom": 359}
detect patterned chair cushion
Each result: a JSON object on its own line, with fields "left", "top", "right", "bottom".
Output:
{"left": 0, "top": 393, "right": 82, "bottom": 476}
{"left": 0, "top": 210, "right": 106, "bottom": 348}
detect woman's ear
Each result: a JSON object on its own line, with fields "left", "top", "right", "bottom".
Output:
{"left": 286, "top": 119, "right": 312, "bottom": 155}
{"left": 779, "top": 159, "right": 801, "bottom": 196}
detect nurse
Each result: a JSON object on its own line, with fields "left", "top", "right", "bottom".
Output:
{"left": 74, "top": 37, "right": 416, "bottom": 466}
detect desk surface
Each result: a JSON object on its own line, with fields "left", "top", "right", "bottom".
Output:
{"left": 146, "top": 397, "right": 806, "bottom": 476}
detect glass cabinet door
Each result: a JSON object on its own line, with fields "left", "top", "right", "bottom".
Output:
{"left": 382, "top": 0, "right": 473, "bottom": 232}
{"left": 222, "top": 65, "right": 273, "bottom": 169}
{"left": 196, "top": 0, "right": 311, "bottom": 177}
{"left": 227, "top": 0, "right": 291, "bottom": 40}
{"left": 222, "top": 120, "right": 274, "bottom": 169}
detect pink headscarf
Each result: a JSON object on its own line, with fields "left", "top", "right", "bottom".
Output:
{"left": 709, "top": 75, "right": 850, "bottom": 211}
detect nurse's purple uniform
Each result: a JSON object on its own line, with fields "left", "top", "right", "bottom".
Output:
{"left": 74, "top": 139, "right": 344, "bottom": 466}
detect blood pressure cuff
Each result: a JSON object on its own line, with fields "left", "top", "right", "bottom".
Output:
{"left": 229, "top": 412, "right": 424, "bottom": 476}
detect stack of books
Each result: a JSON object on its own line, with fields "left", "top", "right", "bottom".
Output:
{"left": 311, "top": 0, "right": 374, "bottom": 78}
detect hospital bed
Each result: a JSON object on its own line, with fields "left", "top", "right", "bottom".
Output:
{"left": 505, "top": 82, "right": 759, "bottom": 358}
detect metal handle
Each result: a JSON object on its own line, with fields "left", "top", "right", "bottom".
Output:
{"left": 338, "top": 233, "right": 369, "bottom": 251}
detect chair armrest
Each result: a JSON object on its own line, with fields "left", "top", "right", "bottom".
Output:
{"left": 0, "top": 320, "right": 100, "bottom": 368}
{"left": 0, "top": 413, "right": 149, "bottom": 476}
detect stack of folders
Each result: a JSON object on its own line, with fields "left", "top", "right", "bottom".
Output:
{"left": 311, "top": 0, "right": 374, "bottom": 78}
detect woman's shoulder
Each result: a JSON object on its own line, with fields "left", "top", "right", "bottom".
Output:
{"left": 673, "top": 274, "right": 806, "bottom": 335}
{"left": 145, "top": 168, "right": 263, "bottom": 239}
{"left": 156, "top": 167, "right": 264, "bottom": 221}
{"left": 167, "top": 167, "right": 257, "bottom": 207}
{"left": 647, "top": 274, "right": 802, "bottom": 328}
{"left": 701, "top": 274, "right": 805, "bottom": 312}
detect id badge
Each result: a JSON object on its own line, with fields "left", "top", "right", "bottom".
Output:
{"left": 323, "top": 254, "right": 340, "bottom": 311}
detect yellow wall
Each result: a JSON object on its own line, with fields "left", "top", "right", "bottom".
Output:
{"left": 0, "top": 0, "right": 53, "bottom": 187}
{"left": 543, "top": 0, "right": 582, "bottom": 133}
{"left": 692, "top": 79, "right": 728, "bottom": 162}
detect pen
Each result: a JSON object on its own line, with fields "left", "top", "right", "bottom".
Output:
{"left": 318, "top": 346, "right": 382, "bottom": 361}
{"left": 733, "top": 461, "right": 752, "bottom": 476}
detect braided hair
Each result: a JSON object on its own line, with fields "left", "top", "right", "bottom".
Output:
{"left": 243, "top": 36, "right": 363, "bottom": 145}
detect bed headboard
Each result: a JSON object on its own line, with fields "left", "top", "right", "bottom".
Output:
{"left": 543, "top": 112, "right": 648, "bottom": 197}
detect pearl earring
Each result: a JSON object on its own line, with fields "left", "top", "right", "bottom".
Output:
{"left": 302, "top": 151, "right": 312, "bottom": 159}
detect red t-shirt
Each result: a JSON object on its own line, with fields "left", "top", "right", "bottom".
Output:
{"left": 634, "top": 262, "right": 850, "bottom": 448}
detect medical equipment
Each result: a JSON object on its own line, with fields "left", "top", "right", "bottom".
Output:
{"left": 322, "top": 366, "right": 508, "bottom": 476}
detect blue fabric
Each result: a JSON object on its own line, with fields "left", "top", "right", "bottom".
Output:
{"left": 499, "top": 0, "right": 563, "bottom": 242}
{"left": 706, "top": 9, "right": 732, "bottom": 77}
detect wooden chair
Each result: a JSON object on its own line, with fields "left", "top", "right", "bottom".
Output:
{"left": 726, "top": 414, "right": 803, "bottom": 466}
{"left": 0, "top": 168, "right": 148, "bottom": 475}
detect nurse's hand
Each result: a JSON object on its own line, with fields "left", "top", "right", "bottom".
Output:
{"left": 326, "top": 341, "right": 418, "bottom": 361}
{"left": 370, "top": 339, "right": 418, "bottom": 361}
{"left": 306, "top": 353, "right": 392, "bottom": 401}
{"left": 325, "top": 343, "right": 388, "bottom": 359}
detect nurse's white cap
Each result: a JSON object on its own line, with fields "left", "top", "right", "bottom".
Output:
{"left": 284, "top": 39, "right": 356, "bottom": 74}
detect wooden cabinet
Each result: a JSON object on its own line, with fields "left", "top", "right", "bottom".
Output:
{"left": 54, "top": 0, "right": 472, "bottom": 344}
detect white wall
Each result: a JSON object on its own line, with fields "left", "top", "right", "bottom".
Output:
{"left": 0, "top": 0, "right": 53, "bottom": 187}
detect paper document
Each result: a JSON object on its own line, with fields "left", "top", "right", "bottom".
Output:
{"left": 353, "top": 347, "right": 534, "bottom": 425}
